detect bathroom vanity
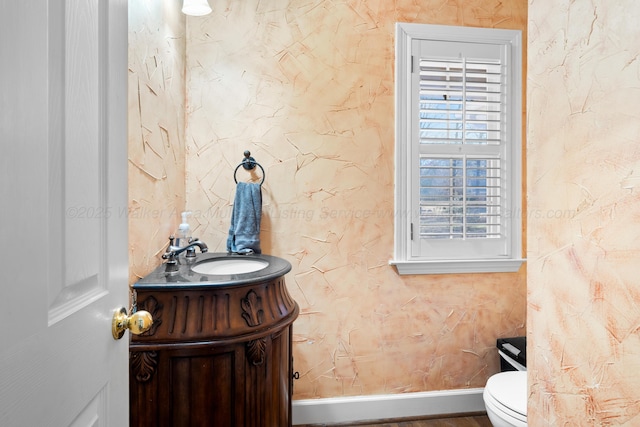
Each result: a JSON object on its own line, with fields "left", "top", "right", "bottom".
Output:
{"left": 129, "top": 253, "right": 299, "bottom": 427}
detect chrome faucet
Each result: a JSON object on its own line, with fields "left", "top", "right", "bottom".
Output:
{"left": 162, "top": 238, "right": 208, "bottom": 272}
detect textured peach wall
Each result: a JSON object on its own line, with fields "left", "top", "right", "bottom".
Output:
{"left": 527, "top": 0, "right": 640, "bottom": 424}
{"left": 184, "top": 0, "right": 527, "bottom": 399}
{"left": 128, "top": 0, "right": 186, "bottom": 284}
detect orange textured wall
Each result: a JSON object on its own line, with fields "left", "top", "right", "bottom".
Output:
{"left": 528, "top": 0, "right": 640, "bottom": 424}
{"left": 128, "top": 0, "right": 187, "bottom": 284}
{"left": 184, "top": 0, "right": 527, "bottom": 399}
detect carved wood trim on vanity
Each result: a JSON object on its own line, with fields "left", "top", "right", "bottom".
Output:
{"left": 137, "top": 295, "right": 163, "bottom": 336}
{"left": 242, "top": 290, "right": 266, "bottom": 365}
{"left": 131, "top": 278, "right": 297, "bottom": 343}
{"left": 246, "top": 337, "right": 267, "bottom": 366}
{"left": 241, "top": 289, "right": 264, "bottom": 327}
{"left": 130, "top": 350, "right": 158, "bottom": 382}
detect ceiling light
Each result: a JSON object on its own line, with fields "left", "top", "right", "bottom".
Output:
{"left": 182, "top": 0, "right": 212, "bottom": 16}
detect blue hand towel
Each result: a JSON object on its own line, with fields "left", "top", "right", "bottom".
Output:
{"left": 227, "top": 182, "right": 262, "bottom": 254}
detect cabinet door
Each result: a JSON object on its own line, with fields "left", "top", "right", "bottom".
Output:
{"left": 131, "top": 330, "right": 295, "bottom": 427}
{"left": 131, "top": 344, "right": 246, "bottom": 427}
{"left": 260, "top": 327, "right": 293, "bottom": 427}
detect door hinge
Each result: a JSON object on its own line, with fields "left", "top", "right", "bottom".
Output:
{"left": 411, "top": 56, "right": 415, "bottom": 73}
{"left": 410, "top": 223, "right": 414, "bottom": 240}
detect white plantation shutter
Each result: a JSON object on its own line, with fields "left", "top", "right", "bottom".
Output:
{"left": 417, "top": 54, "right": 504, "bottom": 243}
{"left": 392, "top": 24, "right": 524, "bottom": 274}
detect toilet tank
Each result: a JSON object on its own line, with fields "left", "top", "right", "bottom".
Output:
{"left": 496, "top": 336, "right": 526, "bottom": 371}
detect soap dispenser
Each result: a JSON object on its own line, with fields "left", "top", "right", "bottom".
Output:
{"left": 174, "top": 211, "right": 192, "bottom": 250}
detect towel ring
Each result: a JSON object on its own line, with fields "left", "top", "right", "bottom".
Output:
{"left": 233, "top": 151, "right": 265, "bottom": 185}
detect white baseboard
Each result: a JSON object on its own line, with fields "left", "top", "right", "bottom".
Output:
{"left": 292, "top": 388, "right": 486, "bottom": 425}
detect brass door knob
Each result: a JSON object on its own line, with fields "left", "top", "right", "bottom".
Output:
{"left": 112, "top": 307, "right": 153, "bottom": 340}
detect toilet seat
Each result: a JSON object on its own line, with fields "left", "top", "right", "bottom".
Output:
{"left": 483, "top": 371, "right": 527, "bottom": 426}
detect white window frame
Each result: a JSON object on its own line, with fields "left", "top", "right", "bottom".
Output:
{"left": 390, "top": 23, "right": 525, "bottom": 275}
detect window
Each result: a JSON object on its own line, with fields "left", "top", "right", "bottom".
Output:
{"left": 391, "top": 23, "right": 525, "bottom": 275}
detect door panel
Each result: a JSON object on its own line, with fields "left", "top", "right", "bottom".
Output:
{"left": 68, "top": 389, "right": 107, "bottom": 427}
{"left": 0, "top": 0, "right": 129, "bottom": 426}
{"left": 48, "top": 0, "right": 106, "bottom": 324}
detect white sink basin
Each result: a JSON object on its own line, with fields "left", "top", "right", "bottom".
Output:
{"left": 191, "top": 258, "right": 269, "bottom": 275}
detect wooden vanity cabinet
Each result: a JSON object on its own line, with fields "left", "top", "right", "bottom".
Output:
{"left": 129, "top": 274, "right": 299, "bottom": 427}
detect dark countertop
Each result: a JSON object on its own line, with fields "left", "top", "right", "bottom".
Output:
{"left": 132, "top": 252, "right": 292, "bottom": 290}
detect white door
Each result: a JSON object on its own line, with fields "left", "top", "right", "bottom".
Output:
{"left": 0, "top": 0, "right": 130, "bottom": 426}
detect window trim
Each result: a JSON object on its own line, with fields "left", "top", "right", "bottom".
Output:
{"left": 390, "top": 23, "right": 525, "bottom": 275}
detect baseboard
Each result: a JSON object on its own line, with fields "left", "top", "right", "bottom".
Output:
{"left": 292, "top": 388, "right": 485, "bottom": 425}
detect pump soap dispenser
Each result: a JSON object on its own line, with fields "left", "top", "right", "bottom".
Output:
{"left": 174, "top": 211, "right": 192, "bottom": 250}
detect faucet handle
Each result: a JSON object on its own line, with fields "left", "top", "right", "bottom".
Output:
{"left": 167, "top": 235, "right": 181, "bottom": 252}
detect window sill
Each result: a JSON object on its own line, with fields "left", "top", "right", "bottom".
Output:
{"left": 389, "top": 259, "right": 526, "bottom": 275}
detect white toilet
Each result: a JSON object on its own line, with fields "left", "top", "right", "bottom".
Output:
{"left": 483, "top": 370, "right": 527, "bottom": 426}
{"left": 483, "top": 337, "right": 527, "bottom": 426}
